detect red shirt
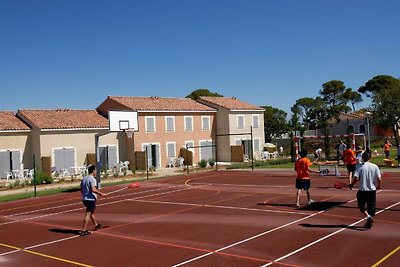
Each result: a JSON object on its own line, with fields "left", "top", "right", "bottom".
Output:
{"left": 384, "top": 143, "right": 391, "bottom": 152}
{"left": 295, "top": 157, "right": 312, "bottom": 179}
{"left": 342, "top": 149, "right": 357, "bottom": 165}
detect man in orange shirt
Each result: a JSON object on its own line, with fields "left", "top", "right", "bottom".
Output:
{"left": 342, "top": 144, "right": 357, "bottom": 184}
{"left": 294, "top": 149, "right": 317, "bottom": 207}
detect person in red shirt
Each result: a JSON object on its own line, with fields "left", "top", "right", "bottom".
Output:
{"left": 342, "top": 144, "right": 357, "bottom": 184}
{"left": 383, "top": 140, "right": 391, "bottom": 159}
{"left": 294, "top": 149, "right": 317, "bottom": 207}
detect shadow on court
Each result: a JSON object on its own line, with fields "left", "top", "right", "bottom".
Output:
{"left": 62, "top": 188, "right": 81, "bottom": 193}
{"left": 297, "top": 201, "right": 346, "bottom": 211}
{"left": 49, "top": 228, "right": 81, "bottom": 235}
{"left": 299, "top": 223, "right": 367, "bottom": 231}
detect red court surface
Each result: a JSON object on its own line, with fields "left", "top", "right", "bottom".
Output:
{"left": 0, "top": 169, "right": 399, "bottom": 266}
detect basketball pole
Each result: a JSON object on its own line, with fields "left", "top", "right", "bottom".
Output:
{"left": 95, "top": 131, "right": 109, "bottom": 189}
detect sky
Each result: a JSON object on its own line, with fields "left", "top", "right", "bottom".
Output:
{"left": 1, "top": 0, "right": 399, "bottom": 115}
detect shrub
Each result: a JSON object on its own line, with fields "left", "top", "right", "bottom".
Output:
{"left": 208, "top": 159, "right": 215, "bottom": 166}
{"left": 33, "top": 171, "right": 53, "bottom": 185}
{"left": 198, "top": 159, "right": 208, "bottom": 168}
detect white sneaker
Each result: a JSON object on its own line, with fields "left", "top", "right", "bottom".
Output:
{"left": 296, "top": 203, "right": 300, "bottom": 208}
{"left": 308, "top": 199, "right": 315, "bottom": 205}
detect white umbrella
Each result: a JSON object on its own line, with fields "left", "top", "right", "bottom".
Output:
{"left": 263, "top": 143, "right": 276, "bottom": 148}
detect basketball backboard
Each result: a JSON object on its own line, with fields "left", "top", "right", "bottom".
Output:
{"left": 109, "top": 110, "right": 139, "bottom": 132}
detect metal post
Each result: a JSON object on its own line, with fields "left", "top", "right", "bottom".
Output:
{"left": 366, "top": 117, "right": 371, "bottom": 151}
{"left": 251, "top": 126, "right": 254, "bottom": 171}
{"left": 145, "top": 146, "right": 149, "bottom": 180}
{"left": 95, "top": 134, "right": 102, "bottom": 189}
{"left": 33, "top": 154, "right": 37, "bottom": 197}
{"left": 186, "top": 145, "right": 189, "bottom": 175}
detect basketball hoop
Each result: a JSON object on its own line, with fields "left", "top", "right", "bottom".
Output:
{"left": 125, "top": 128, "right": 135, "bottom": 139}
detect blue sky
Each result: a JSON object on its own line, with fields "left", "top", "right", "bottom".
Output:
{"left": 1, "top": 0, "right": 399, "bottom": 115}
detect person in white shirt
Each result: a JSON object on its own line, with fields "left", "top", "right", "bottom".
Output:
{"left": 349, "top": 151, "right": 382, "bottom": 229}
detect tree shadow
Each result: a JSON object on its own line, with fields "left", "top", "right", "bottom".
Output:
{"left": 299, "top": 223, "right": 367, "bottom": 231}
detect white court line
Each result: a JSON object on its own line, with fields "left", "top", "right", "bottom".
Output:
{"left": 0, "top": 185, "right": 192, "bottom": 226}
{"left": 260, "top": 200, "right": 400, "bottom": 267}
{"left": 172, "top": 210, "right": 325, "bottom": 267}
{"left": 171, "top": 193, "right": 395, "bottom": 267}
{"left": 189, "top": 183, "right": 291, "bottom": 188}
{"left": 134, "top": 199, "right": 310, "bottom": 216}
{"left": 0, "top": 235, "right": 79, "bottom": 256}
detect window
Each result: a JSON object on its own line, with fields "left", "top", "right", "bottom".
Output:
{"left": 0, "top": 150, "right": 21, "bottom": 179}
{"left": 359, "top": 124, "right": 366, "bottom": 133}
{"left": 145, "top": 116, "right": 156, "bottom": 133}
{"left": 201, "top": 116, "right": 210, "bottom": 131}
{"left": 253, "top": 138, "right": 260, "bottom": 152}
{"left": 184, "top": 116, "right": 193, "bottom": 131}
{"left": 165, "top": 116, "right": 175, "bottom": 132}
{"left": 99, "top": 145, "right": 118, "bottom": 170}
{"left": 252, "top": 115, "right": 259, "bottom": 129}
{"left": 166, "top": 142, "right": 176, "bottom": 158}
{"left": 200, "top": 140, "right": 213, "bottom": 161}
{"left": 54, "top": 148, "right": 75, "bottom": 173}
{"left": 185, "top": 141, "right": 195, "bottom": 153}
{"left": 237, "top": 115, "right": 245, "bottom": 129}
{"left": 348, "top": 124, "right": 355, "bottom": 134}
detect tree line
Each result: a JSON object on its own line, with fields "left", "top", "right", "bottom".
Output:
{"left": 186, "top": 74, "right": 400, "bottom": 149}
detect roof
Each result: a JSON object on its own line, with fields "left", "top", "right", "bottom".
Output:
{"left": 17, "top": 109, "right": 108, "bottom": 130}
{"left": 198, "top": 96, "right": 264, "bottom": 111}
{"left": 340, "top": 112, "right": 366, "bottom": 120}
{"left": 97, "top": 96, "right": 216, "bottom": 114}
{"left": 0, "top": 111, "right": 30, "bottom": 131}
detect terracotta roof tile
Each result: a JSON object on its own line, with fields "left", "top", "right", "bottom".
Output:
{"left": 17, "top": 109, "right": 108, "bottom": 130}
{"left": 0, "top": 111, "right": 30, "bottom": 131}
{"left": 199, "top": 96, "right": 264, "bottom": 111}
{"left": 98, "top": 96, "right": 216, "bottom": 113}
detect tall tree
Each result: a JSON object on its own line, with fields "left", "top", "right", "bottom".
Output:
{"left": 343, "top": 88, "right": 363, "bottom": 112}
{"left": 319, "top": 80, "right": 352, "bottom": 118}
{"left": 186, "top": 89, "right": 223, "bottom": 100}
{"left": 262, "top": 106, "right": 289, "bottom": 142}
{"left": 358, "top": 75, "right": 400, "bottom": 146}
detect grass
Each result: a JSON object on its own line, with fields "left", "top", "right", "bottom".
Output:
{"left": 0, "top": 177, "right": 147, "bottom": 203}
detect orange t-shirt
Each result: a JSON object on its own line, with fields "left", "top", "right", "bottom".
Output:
{"left": 342, "top": 149, "right": 357, "bottom": 165}
{"left": 295, "top": 157, "right": 312, "bottom": 179}
{"left": 384, "top": 143, "right": 391, "bottom": 152}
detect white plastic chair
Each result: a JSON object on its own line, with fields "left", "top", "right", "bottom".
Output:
{"left": 177, "top": 157, "right": 184, "bottom": 167}
{"left": 168, "top": 157, "right": 176, "bottom": 167}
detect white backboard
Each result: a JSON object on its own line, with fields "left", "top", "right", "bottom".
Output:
{"left": 109, "top": 110, "right": 139, "bottom": 132}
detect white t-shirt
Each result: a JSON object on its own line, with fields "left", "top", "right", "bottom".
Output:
{"left": 354, "top": 162, "right": 381, "bottom": 191}
{"left": 81, "top": 175, "right": 98, "bottom": 201}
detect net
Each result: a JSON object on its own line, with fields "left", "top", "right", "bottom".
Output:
{"left": 318, "top": 163, "right": 340, "bottom": 176}
{"left": 125, "top": 128, "right": 135, "bottom": 139}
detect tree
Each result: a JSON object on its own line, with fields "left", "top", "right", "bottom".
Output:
{"left": 319, "top": 80, "right": 352, "bottom": 118}
{"left": 358, "top": 75, "right": 400, "bottom": 146}
{"left": 261, "top": 106, "right": 289, "bottom": 142}
{"left": 343, "top": 88, "right": 363, "bottom": 112}
{"left": 186, "top": 89, "right": 223, "bottom": 100}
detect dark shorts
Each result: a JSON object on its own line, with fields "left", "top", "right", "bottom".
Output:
{"left": 296, "top": 178, "right": 310, "bottom": 190}
{"left": 346, "top": 164, "right": 357, "bottom": 173}
{"left": 356, "top": 190, "right": 377, "bottom": 217}
{"left": 83, "top": 200, "right": 96, "bottom": 213}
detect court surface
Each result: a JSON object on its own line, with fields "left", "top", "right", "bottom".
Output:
{"left": 0, "top": 169, "right": 399, "bottom": 266}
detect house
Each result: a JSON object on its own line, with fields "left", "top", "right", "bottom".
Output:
{"left": 0, "top": 111, "right": 31, "bottom": 179}
{"left": 196, "top": 96, "right": 265, "bottom": 162}
{"left": 16, "top": 109, "right": 116, "bottom": 175}
{"left": 97, "top": 96, "right": 217, "bottom": 168}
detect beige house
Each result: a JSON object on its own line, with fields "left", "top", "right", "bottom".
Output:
{"left": 97, "top": 96, "right": 217, "bottom": 168}
{"left": 0, "top": 111, "right": 31, "bottom": 179}
{"left": 16, "top": 109, "right": 117, "bottom": 175}
{"left": 197, "top": 97, "right": 265, "bottom": 162}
